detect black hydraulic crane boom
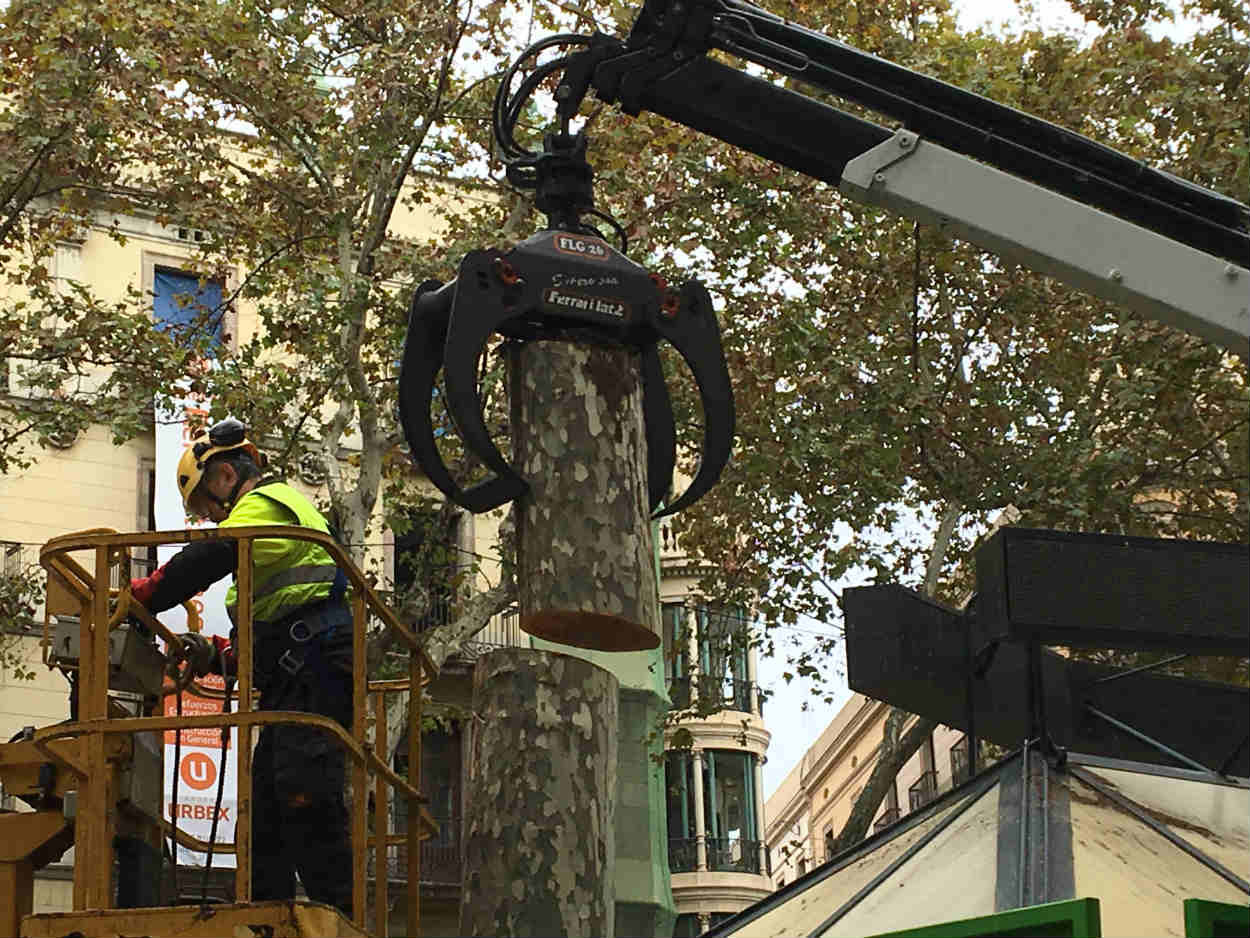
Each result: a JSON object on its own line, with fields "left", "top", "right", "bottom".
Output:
{"left": 554, "top": 0, "right": 1248, "bottom": 354}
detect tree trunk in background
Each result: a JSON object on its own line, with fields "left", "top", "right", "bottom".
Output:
{"left": 831, "top": 501, "right": 961, "bottom": 855}
{"left": 460, "top": 648, "right": 618, "bottom": 937}
{"left": 828, "top": 708, "right": 938, "bottom": 856}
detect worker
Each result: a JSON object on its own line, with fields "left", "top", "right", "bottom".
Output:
{"left": 130, "top": 417, "right": 353, "bottom": 917}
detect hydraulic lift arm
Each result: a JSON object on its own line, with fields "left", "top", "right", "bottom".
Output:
{"left": 568, "top": 0, "right": 1249, "bottom": 356}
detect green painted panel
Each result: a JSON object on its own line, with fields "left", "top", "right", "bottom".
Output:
{"left": 865, "top": 897, "right": 1102, "bottom": 938}
{"left": 1184, "top": 898, "right": 1250, "bottom": 938}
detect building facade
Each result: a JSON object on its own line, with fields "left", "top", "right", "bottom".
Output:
{"left": 658, "top": 517, "right": 774, "bottom": 936}
{"left": 0, "top": 199, "right": 511, "bottom": 925}
{"left": 764, "top": 693, "right": 968, "bottom": 889}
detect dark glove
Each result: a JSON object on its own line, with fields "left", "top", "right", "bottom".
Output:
{"left": 174, "top": 633, "right": 217, "bottom": 678}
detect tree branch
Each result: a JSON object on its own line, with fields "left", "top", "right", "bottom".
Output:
{"left": 0, "top": 131, "right": 71, "bottom": 246}
{"left": 924, "top": 500, "right": 963, "bottom": 599}
{"left": 420, "top": 578, "right": 516, "bottom": 674}
{"left": 828, "top": 708, "right": 937, "bottom": 856}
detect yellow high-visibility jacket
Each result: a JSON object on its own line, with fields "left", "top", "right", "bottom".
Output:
{"left": 222, "top": 482, "right": 344, "bottom": 626}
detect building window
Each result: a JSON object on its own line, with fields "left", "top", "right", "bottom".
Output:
{"left": 665, "top": 751, "right": 698, "bottom": 872}
{"left": 851, "top": 754, "right": 857, "bottom": 768}
{"left": 702, "top": 750, "right": 761, "bottom": 873}
{"left": 823, "top": 827, "right": 834, "bottom": 860}
{"left": 394, "top": 723, "right": 462, "bottom": 886}
{"left": 153, "top": 267, "right": 224, "bottom": 350}
{"left": 3, "top": 541, "right": 21, "bottom": 579}
{"left": 663, "top": 603, "right": 690, "bottom": 706}
{"left": 697, "top": 605, "right": 753, "bottom": 711}
{"left": 951, "top": 733, "right": 971, "bottom": 784}
{"left": 909, "top": 769, "right": 938, "bottom": 811}
{"left": 796, "top": 857, "right": 807, "bottom": 876}
{"left": 875, "top": 779, "right": 901, "bottom": 832}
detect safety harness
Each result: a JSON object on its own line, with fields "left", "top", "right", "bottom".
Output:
{"left": 231, "top": 485, "right": 352, "bottom": 689}
{"left": 258, "top": 566, "right": 349, "bottom": 687}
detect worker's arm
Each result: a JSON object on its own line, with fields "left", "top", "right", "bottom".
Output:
{"left": 131, "top": 539, "right": 238, "bottom": 613}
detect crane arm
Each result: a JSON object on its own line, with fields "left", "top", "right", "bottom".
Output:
{"left": 564, "top": 0, "right": 1248, "bottom": 355}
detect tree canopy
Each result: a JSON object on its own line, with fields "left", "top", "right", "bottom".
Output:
{"left": 3, "top": 0, "right": 1247, "bottom": 839}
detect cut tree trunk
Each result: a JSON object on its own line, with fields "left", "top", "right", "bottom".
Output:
{"left": 509, "top": 340, "right": 660, "bottom": 651}
{"left": 459, "top": 648, "right": 618, "bottom": 937}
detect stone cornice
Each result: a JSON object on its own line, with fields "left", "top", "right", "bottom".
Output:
{"left": 660, "top": 559, "right": 719, "bottom": 581}
{"left": 669, "top": 871, "right": 773, "bottom": 906}
{"left": 667, "top": 712, "right": 770, "bottom": 758}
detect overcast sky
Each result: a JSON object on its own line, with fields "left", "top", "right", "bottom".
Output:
{"left": 755, "top": 0, "right": 1214, "bottom": 802}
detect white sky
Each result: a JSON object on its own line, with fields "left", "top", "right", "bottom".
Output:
{"left": 755, "top": 0, "right": 1214, "bottom": 802}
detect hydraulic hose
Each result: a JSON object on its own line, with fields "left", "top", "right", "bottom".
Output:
{"left": 200, "top": 647, "right": 234, "bottom": 904}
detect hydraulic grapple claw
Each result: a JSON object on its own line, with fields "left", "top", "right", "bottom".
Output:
{"left": 398, "top": 230, "right": 734, "bottom": 517}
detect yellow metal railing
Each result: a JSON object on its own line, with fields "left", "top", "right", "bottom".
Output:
{"left": 37, "top": 526, "right": 437, "bottom": 937}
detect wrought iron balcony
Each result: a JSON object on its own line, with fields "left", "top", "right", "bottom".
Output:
{"left": 384, "top": 814, "right": 460, "bottom": 885}
{"left": 706, "top": 837, "right": 762, "bottom": 874}
{"left": 666, "top": 677, "right": 760, "bottom": 715}
{"left": 419, "top": 836, "right": 461, "bottom": 885}
{"left": 908, "top": 770, "right": 938, "bottom": 812}
{"left": 668, "top": 837, "right": 699, "bottom": 873}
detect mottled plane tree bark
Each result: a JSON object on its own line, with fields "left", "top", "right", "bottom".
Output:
{"left": 460, "top": 649, "right": 618, "bottom": 937}
{"left": 459, "top": 340, "right": 660, "bottom": 936}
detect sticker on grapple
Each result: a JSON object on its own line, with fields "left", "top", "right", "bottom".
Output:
{"left": 542, "top": 287, "right": 629, "bottom": 319}
{"left": 552, "top": 233, "right": 610, "bottom": 260}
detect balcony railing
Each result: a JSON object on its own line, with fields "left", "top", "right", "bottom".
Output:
{"left": 668, "top": 837, "right": 699, "bottom": 873}
{"left": 873, "top": 807, "right": 901, "bottom": 832}
{"left": 706, "top": 837, "right": 762, "bottom": 874}
{"left": 666, "top": 677, "right": 759, "bottom": 715}
{"left": 658, "top": 519, "right": 684, "bottom": 558}
{"left": 420, "top": 836, "right": 461, "bottom": 885}
{"left": 385, "top": 812, "right": 460, "bottom": 885}
{"left": 908, "top": 770, "right": 938, "bottom": 812}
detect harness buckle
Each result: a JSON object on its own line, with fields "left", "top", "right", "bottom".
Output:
{"left": 277, "top": 649, "right": 304, "bottom": 677}
{"left": 289, "top": 619, "right": 313, "bottom": 643}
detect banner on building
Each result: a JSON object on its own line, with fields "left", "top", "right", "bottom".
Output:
{"left": 151, "top": 270, "right": 239, "bottom": 866}
{"left": 155, "top": 394, "right": 239, "bottom": 867}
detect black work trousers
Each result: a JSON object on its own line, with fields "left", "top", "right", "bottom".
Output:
{"left": 251, "top": 655, "right": 353, "bottom": 917}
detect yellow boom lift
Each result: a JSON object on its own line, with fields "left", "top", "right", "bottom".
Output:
{"left": 0, "top": 526, "right": 436, "bottom": 938}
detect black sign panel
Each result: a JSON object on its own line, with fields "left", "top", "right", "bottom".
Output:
{"left": 844, "top": 581, "right": 1249, "bottom": 776}
{"left": 975, "top": 528, "right": 1249, "bottom": 654}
